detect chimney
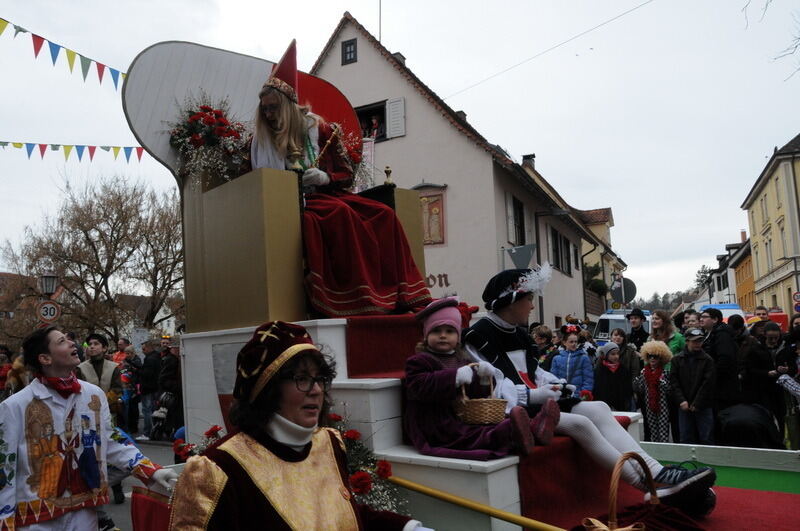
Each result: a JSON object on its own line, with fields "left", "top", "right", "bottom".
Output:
{"left": 522, "top": 153, "right": 536, "bottom": 169}
{"left": 740, "top": 229, "right": 747, "bottom": 242}
{"left": 455, "top": 110, "right": 467, "bottom": 121}
{"left": 392, "top": 52, "right": 406, "bottom": 65}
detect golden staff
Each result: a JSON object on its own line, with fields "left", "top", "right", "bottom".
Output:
{"left": 387, "top": 475, "right": 565, "bottom": 531}
{"left": 312, "top": 123, "right": 341, "bottom": 168}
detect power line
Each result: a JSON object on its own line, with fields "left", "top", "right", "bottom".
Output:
{"left": 443, "top": 0, "right": 658, "bottom": 100}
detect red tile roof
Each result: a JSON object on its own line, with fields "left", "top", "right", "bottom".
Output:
{"left": 576, "top": 208, "right": 613, "bottom": 225}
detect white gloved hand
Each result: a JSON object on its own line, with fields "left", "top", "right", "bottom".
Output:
{"left": 302, "top": 167, "right": 331, "bottom": 187}
{"left": 475, "top": 361, "right": 495, "bottom": 385}
{"left": 527, "top": 385, "right": 562, "bottom": 405}
{"left": 151, "top": 468, "right": 179, "bottom": 492}
{"left": 565, "top": 384, "right": 577, "bottom": 395}
{"left": 455, "top": 365, "right": 474, "bottom": 387}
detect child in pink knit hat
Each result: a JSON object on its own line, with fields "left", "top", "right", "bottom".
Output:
{"left": 403, "top": 297, "right": 558, "bottom": 460}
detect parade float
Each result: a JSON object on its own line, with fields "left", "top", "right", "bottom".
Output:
{"left": 121, "top": 40, "right": 800, "bottom": 531}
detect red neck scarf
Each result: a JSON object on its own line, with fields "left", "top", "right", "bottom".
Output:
{"left": 643, "top": 365, "right": 664, "bottom": 413}
{"left": 38, "top": 373, "right": 82, "bottom": 398}
{"left": 602, "top": 360, "right": 620, "bottom": 373}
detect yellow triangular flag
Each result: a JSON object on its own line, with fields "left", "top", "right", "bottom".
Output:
{"left": 43, "top": 500, "right": 54, "bottom": 516}
{"left": 0, "top": 19, "right": 8, "bottom": 37}
{"left": 112, "top": 146, "right": 121, "bottom": 159}
{"left": 28, "top": 499, "right": 40, "bottom": 521}
{"left": 65, "top": 48, "right": 77, "bottom": 72}
{"left": 12, "top": 142, "right": 23, "bottom": 148}
{"left": 17, "top": 501, "right": 28, "bottom": 520}
{"left": 121, "top": 73, "right": 127, "bottom": 79}
{"left": 63, "top": 145, "right": 73, "bottom": 160}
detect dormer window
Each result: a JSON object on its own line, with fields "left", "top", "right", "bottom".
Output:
{"left": 342, "top": 39, "right": 357, "bottom": 65}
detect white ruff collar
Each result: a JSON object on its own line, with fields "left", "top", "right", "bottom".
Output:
{"left": 266, "top": 413, "right": 317, "bottom": 451}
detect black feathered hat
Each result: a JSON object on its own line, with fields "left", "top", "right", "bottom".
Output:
{"left": 482, "top": 264, "right": 552, "bottom": 312}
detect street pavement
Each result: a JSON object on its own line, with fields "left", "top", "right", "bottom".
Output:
{"left": 104, "top": 440, "right": 175, "bottom": 531}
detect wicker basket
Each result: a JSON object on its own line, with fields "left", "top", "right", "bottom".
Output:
{"left": 582, "top": 452, "right": 655, "bottom": 530}
{"left": 454, "top": 363, "right": 507, "bottom": 425}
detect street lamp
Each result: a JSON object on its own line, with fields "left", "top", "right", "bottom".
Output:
{"left": 38, "top": 272, "right": 59, "bottom": 298}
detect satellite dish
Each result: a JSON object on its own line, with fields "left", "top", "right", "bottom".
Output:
{"left": 611, "top": 278, "right": 637, "bottom": 304}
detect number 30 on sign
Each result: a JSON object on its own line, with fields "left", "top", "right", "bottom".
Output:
{"left": 37, "top": 301, "right": 62, "bottom": 323}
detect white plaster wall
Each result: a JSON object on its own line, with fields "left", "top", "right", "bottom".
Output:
{"left": 315, "top": 24, "right": 498, "bottom": 306}
{"left": 539, "top": 216, "right": 587, "bottom": 327}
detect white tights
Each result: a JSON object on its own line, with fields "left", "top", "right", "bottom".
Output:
{"left": 555, "top": 400, "right": 663, "bottom": 491}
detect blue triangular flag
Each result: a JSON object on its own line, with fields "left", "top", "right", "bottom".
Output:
{"left": 109, "top": 68, "right": 120, "bottom": 90}
{"left": 75, "top": 145, "right": 85, "bottom": 161}
{"left": 123, "top": 146, "right": 133, "bottom": 162}
{"left": 48, "top": 41, "right": 61, "bottom": 65}
{"left": 25, "top": 143, "right": 35, "bottom": 159}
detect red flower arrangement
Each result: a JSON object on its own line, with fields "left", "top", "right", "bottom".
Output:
{"left": 327, "top": 412, "right": 406, "bottom": 512}
{"left": 169, "top": 93, "right": 250, "bottom": 184}
{"left": 343, "top": 429, "right": 361, "bottom": 441}
{"left": 349, "top": 471, "right": 373, "bottom": 494}
{"left": 172, "top": 425, "right": 226, "bottom": 463}
{"left": 579, "top": 390, "right": 594, "bottom": 401}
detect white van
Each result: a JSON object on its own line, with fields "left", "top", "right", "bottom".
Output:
{"left": 592, "top": 310, "right": 651, "bottom": 346}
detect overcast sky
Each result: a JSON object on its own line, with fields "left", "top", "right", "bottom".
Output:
{"left": 1, "top": 0, "right": 798, "bottom": 301}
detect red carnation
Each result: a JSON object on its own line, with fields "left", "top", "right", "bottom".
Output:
{"left": 202, "top": 115, "right": 216, "bottom": 125}
{"left": 172, "top": 438, "right": 186, "bottom": 453}
{"left": 343, "top": 429, "right": 361, "bottom": 441}
{"left": 188, "top": 113, "right": 203, "bottom": 123}
{"left": 213, "top": 109, "right": 224, "bottom": 117}
{"left": 199, "top": 105, "right": 213, "bottom": 112}
{"left": 328, "top": 413, "right": 343, "bottom": 422}
{"left": 229, "top": 130, "right": 241, "bottom": 139}
{"left": 190, "top": 134, "right": 205, "bottom": 147}
{"left": 204, "top": 425, "right": 223, "bottom": 438}
{"left": 375, "top": 460, "right": 392, "bottom": 479}
{"left": 216, "top": 117, "right": 230, "bottom": 126}
{"left": 213, "top": 126, "right": 227, "bottom": 137}
{"left": 580, "top": 390, "right": 594, "bottom": 401}
{"left": 349, "top": 471, "right": 373, "bottom": 494}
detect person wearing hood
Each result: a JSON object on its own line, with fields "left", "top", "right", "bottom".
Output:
{"left": 593, "top": 342, "right": 633, "bottom": 411}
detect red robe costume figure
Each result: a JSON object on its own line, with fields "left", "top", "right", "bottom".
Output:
{"left": 250, "top": 41, "right": 431, "bottom": 317}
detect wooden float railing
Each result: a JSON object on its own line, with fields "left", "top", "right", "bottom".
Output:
{"left": 388, "top": 475, "right": 566, "bottom": 531}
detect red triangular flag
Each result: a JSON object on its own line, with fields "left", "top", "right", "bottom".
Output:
{"left": 95, "top": 62, "right": 106, "bottom": 84}
{"left": 87, "top": 145, "right": 96, "bottom": 161}
{"left": 38, "top": 144, "right": 47, "bottom": 158}
{"left": 135, "top": 147, "right": 144, "bottom": 161}
{"left": 31, "top": 34, "right": 45, "bottom": 58}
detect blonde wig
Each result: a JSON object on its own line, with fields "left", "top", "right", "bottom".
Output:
{"left": 254, "top": 87, "right": 313, "bottom": 158}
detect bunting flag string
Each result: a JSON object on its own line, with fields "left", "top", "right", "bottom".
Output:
{"left": 0, "top": 16, "right": 126, "bottom": 91}
{"left": 0, "top": 141, "right": 145, "bottom": 162}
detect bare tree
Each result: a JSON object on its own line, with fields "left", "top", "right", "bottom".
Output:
{"left": 743, "top": 0, "right": 800, "bottom": 79}
{"left": 1, "top": 176, "right": 183, "bottom": 342}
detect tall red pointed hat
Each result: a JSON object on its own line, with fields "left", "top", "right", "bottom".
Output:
{"left": 265, "top": 39, "right": 298, "bottom": 103}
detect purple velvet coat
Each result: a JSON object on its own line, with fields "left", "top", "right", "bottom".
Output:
{"left": 404, "top": 351, "right": 514, "bottom": 460}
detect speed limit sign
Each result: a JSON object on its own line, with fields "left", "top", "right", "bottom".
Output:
{"left": 37, "top": 301, "right": 62, "bottom": 323}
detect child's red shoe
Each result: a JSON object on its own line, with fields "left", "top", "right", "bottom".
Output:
{"left": 530, "top": 398, "right": 560, "bottom": 445}
{"left": 509, "top": 406, "right": 535, "bottom": 455}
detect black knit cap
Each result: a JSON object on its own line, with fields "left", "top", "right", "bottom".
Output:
{"left": 482, "top": 269, "right": 532, "bottom": 311}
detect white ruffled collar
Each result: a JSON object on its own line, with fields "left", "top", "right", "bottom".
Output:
{"left": 265, "top": 413, "right": 317, "bottom": 452}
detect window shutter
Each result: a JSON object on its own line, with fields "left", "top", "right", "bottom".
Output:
{"left": 506, "top": 192, "right": 516, "bottom": 244}
{"left": 385, "top": 97, "right": 406, "bottom": 138}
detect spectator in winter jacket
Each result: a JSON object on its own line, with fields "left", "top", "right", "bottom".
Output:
{"left": 158, "top": 339, "right": 183, "bottom": 438}
{"left": 650, "top": 310, "right": 685, "bottom": 355}
{"left": 593, "top": 342, "right": 632, "bottom": 411}
{"left": 550, "top": 326, "right": 593, "bottom": 395}
{"left": 671, "top": 328, "right": 716, "bottom": 445}
{"left": 137, "top": 339, "right": 161, "bottom": 440}
{"left": 611, "top": 327, "right": 642, "bottom": 412}
{"left": 739, "top": 318, "right": 786, "bottom": 432}
{"left": 700, "top": 308, "right": 741, "bottom": 410}
{"left": 626, "top": 308, "right": 650, "bottom": 351}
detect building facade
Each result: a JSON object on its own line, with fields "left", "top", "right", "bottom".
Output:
{"left": 311, "top": 13, "right": 615, "bottom": 326}
{"left": 730, "top": 239, "right": 754, "bottom": 313}
{"left": 741, "top": 133, "right": 800, "bottom": 313}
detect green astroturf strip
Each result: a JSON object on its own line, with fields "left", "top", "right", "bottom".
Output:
{"left": 661, "top": 461, "right": 800, "bottom": 494}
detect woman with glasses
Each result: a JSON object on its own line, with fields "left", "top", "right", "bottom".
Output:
{"left": 169, "top": 321, "right": 426, "bottom": 530}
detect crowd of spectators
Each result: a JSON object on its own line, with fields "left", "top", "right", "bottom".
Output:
{"left": 529, "top": 307, "right": 800, "bottom": 449}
